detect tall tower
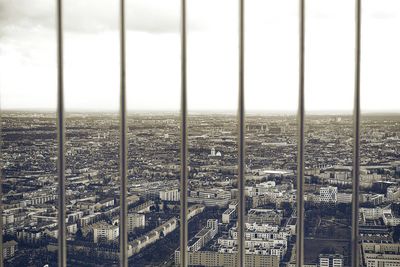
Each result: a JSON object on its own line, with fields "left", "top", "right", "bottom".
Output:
{"left": 211, "top": 147, "right": 216, "bottom": 156}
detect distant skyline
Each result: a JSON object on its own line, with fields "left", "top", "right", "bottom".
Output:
{"left": 1, "top": 0, "right": 400, "bottom": 112}
{"left": 3, "top": 109, "right": 400, "bottom": 116}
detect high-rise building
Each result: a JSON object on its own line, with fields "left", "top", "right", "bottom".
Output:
{"left": 128, "top": 213, "right": 145, "bottom": 233}
{"left": 210, "top": 147, "right": 216, "bottom": 156}
{"left": 222, "top": 204, "right": 237, "bottom": 224}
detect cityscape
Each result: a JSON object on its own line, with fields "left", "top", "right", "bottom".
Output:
{"left": 1, "top": 111, "right": 400, "bottom": 266}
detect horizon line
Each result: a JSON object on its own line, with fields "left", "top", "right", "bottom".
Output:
{"left": 2, "top": 108, "right": 400, "bottom": 116}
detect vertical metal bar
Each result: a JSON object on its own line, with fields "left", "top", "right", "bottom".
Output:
{"left": 352, "top": 0, "right": 361, "bottom": 266}
{"left": 296, "top": 0, "right": 305, "bottom": 266}
{"left": 237, "top": 0, "right": 245, "bottom": 266}
{"left": 56, "top": 0, "right": 66, "bottom": 266}
{"left": 180, "top": 0, "right": 188, "bottom": 266}
{"left": 0, "top": 116, "right": 3, "bottom": 267}
{"left": 119, "top": 0, "right": 128, "bottom": 266}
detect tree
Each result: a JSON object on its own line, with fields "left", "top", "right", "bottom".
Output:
{"left": 281, "top": 202, "right": 293, "bottom": 217}
{"left": 393, "top": 225, "right": 400, "bottom": 242}
{"left": 76, "top": 228, "right": 83, "bottom": 240}
{"left": 321, "top": 246, "right": 336, "bottom": 254}
{"left": 392, "top": 203, "right": 400, "bottom": 216}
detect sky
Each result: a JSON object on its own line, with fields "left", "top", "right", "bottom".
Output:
{"left": 0, "top": 0, "right": 399, "bottom": 112}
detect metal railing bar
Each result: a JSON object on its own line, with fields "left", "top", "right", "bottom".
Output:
{"left": 352, "top": 0, "right": 361, "bottom": 266}
{"left": 237, "top": 0, "right": 245, "bottom": 266}
{"left": 1, "top": 111, "right": 4, "bottom": 267}
{"left": 119, "top": 0, "right": 128, "bottom": 266}
{"left": 56, "top": 0, "right": 66, "bottom": 266}
{"left": 296, "top": 0, "right": 305, "bottom": 266}
{"left": 180, "top": 0, "right": 188, "bottom": 266}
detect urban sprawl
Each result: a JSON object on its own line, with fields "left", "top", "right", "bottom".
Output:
{"left": 1, "top": 112, "right": 400, "bottom": 267}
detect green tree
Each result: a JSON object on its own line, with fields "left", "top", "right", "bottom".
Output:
{"left": 393, "top": 225, "right": 400, "bottom": 242}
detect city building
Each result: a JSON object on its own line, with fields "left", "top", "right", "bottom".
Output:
{"left": 319, "top": 186, "right": 338, "bottom": 203}
{"left": 188, "top": 189, "right": 231, "bottom": 207}
{"left": 362, "top": 194, "right": 385, "bottom": 206}
{"left": 247, "top": 209, "right": 283, "bottom": 225}
{"left": 222, "top": 203, "right": 238, "bottom": 224}
{"left": 3, "top": 240, "right": 18, "bottom": 260}
{"left": 159, "top": 188, "right": 180, "bottom": 201}
{"left": 92, "top": 222, "right": 119, "bottom": 243}
{"left": 387, "top": 186, "right": 400, "bottom": 201}
{"left": 188, "top": 204, "right": 206, "bottom": 220}
{"left": 180, "top": 251, "right": 280, "bottom": 267}
{"left": 188, "top": 219, "right": 219, "bottom": 252}
{"left": 337, "top": 193, "right": 352, "bottom": 203}
{"left": 127, "top": 213, "right": 145, "bottom": 232}
{"left": 319, "top": 254, "right": 344, "bottom": 267}
{"left": 362, "top": 243, "right": 400, "bottom": 267}
{"left": 131, "top": 218, "right": 178, "bottom": 255}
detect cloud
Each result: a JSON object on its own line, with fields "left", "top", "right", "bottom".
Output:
{"left": 365, "top": 0, "right": 399, "bottom": 20}
{"left": 1, "top": 0, "right": 400, "bottom": 111}
{"left": 370, "top": 11, "right": 398, "bottom": 20}
{"left": 0, "top": 0, "right": 190, "bottom": 35}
